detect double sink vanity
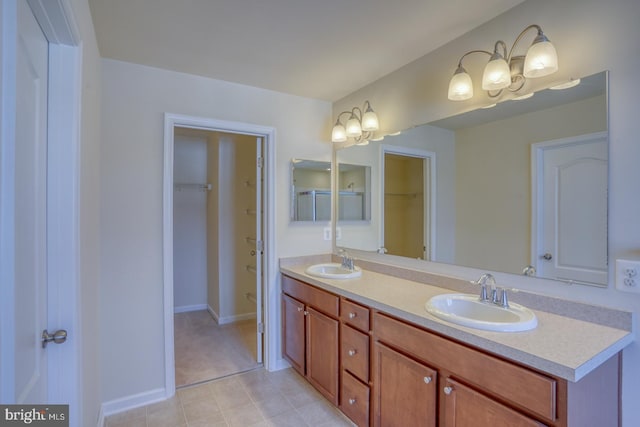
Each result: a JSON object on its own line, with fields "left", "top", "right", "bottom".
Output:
{"left": 280, "top": 255, "right": 633, "bottom": 427}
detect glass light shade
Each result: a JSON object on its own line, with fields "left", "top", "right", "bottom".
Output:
{"left": 361, "top": 109, "right": 379, "bottom": 132}
{"left": 346, "top": 115, "right": 362, "bottom": 138}
{"left": 523, "top": 38, "right": 558, "bottom": 78}
{"left": 448, "top": 67, "right": 473, "bottom": 101}
{"left": 331, "top": 122, "right": 347, "bottom": 143}
{"left": 482, "top": 54, "right": 511, "bottom": 90}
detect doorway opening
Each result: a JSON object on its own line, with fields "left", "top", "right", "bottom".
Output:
{"left": 381, "top": 146, "right": 436, "bottom": 260}
{"left": 163, "top": 115, "right": 274, "bottom": 394}
{"left": 172, "top": 127, "right": 263, "bottom": 387}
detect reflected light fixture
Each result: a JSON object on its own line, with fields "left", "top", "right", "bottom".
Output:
{"left": 448, "top": 25, "right": 558, "bottom": 101}
{"left": 332, "top": 101, "right": 379, "bottom": 144}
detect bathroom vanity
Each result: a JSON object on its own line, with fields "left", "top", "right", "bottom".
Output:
{"left": 280, "top": 258, "right": 633, "bottom": 427}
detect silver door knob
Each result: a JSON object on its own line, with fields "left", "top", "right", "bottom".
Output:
{"left": 42, "top": 329, "right": 67, "bottom": 348}
{"left": 443, "top": 386, "right": 453, "bottom": 395}
{"left": 542, "top": 253, "right": 553, "bottom": 260}
{"left": 348, "top": 349, "right": 357, "bottom": 357}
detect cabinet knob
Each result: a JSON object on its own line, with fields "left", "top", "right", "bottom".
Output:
{"left": 297, "top": 307, "right": 303, "bottom": 312}
{"left": 348, "top": 312, "right": 357, "bottom": 319}
{"left": 443, "top": 386, "right": 453, "bottom": 395}
{"left": 348, "top": 349, "right": 357, "bottom": 357}
{"left": 423, "top": 376, "right": 432, "bottom": 384}
{"left": 303, "top": 311, "right": 309, "bottom": 316}
{"left": 348, "top": 398, "right": 357, "bottom": 405}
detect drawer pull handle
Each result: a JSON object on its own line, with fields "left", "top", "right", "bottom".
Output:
{"left": 423, "top": 376, "right": 432, "bottom": 384}
{"left": 443, "top": 386, "right": 453, "bottom": 395}
{"left": 348, "top": 398, "right": 357, "bottom": 405}
{"left": 348, "top": 349, "right": 357, "bottom": 357}
{"left": 348, "top": 312, "right": 357, "bottom": 319}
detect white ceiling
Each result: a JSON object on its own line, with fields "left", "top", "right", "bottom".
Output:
{"left": 88, "top": 0, "right": 524, "bottom": 102}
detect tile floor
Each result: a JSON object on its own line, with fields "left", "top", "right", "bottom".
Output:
{"left": 174, "top": 310, "right": 260, "bottom": 387}
{"left": 105, "top": 368, "right": 355, "bottom": 427}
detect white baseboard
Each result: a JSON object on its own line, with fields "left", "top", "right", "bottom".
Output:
{"left": 207, "top": 305, "right": 255, "bottom": 325}
{"left": 96, "top": 406, "right": 105, "bottom": 427}
{"left": 218, "top": 312, "right": 256, "bottom": 325}
{"left": 272, "top": 357, "right": 292, "bottom": 372}
{"left": 174, "top": 303, "right": 207, "bottom": 314}
{"left": 101, "top": 387, "right": 167, "bottom": 419}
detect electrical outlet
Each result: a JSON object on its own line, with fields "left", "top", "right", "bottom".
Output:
{"left": 615, "top": 259, "right": 640, "bottom": 293}
{"left": 323, "top": 227, "right": 332, "bottom": 241}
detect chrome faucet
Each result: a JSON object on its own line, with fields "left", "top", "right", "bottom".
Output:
{"left": 472, "top": 273, "right": 509, "bottom": 308}
{"left": 338, "top": 249, "right": 354, "bottom": 271}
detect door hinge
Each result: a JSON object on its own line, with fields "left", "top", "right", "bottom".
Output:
{"left": 257, "top": 239, "right": 264, "bottom": 252}
{"left": 258, "top": 322, "right": 265, "bottom": 334}
{"left": 257, "top": 156, "right": 264, "bottom": 168}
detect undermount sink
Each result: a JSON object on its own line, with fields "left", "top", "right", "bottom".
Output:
{"left": 305, "top": 263, "right": 362, "bottom": 279}
{"left": 425, "top": 293, "right": 537, "bottom": 332}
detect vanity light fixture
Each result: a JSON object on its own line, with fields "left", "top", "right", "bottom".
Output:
{"left": 448, "top": 24, "right": 558, "bottom": 101}
{"left": 331, "top": 100, "right": 379, "bottom": 144}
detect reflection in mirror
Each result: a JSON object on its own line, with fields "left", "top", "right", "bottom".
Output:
{"left": 291, "top": 159, "right": 331, "bottom": 222}
{"left": 291, "top": 159, "right": 371, "bottom": 222}
{"left": 336, "top": 71, "right": 608, "bottom": 286}
{"left": 337, "top": 163, "right": 371, "bottom": 221}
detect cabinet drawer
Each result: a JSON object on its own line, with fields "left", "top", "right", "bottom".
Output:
{"left": 341, "top": 324, "right": 370, "bottom": 383}
{"left": 282, "top": 275, "right": 339, "bottom": 317}
{"left": 341, "top": 370, "right": 370, "bottom": 427}
{"left": 341, "top": 298, "right": 370, "bottom": 332}
{"left": 374, "top": 312, "right": 557, "bottom": 422}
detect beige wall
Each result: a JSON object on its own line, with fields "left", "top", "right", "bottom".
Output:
{"left": 455, "top": 94, "right": 606, "bottom": 273}
{"left": 333, "top": 0, "right": 640, "bottom": 424}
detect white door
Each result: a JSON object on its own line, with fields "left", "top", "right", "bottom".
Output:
{"left": 14, "top": 0, "right": 50, "bottom": 402}
{"left": 255, "top": 137, "right": 264, "bottom": 364}
{"left": 533, "top": 133, "right": 608, "bottom": 285}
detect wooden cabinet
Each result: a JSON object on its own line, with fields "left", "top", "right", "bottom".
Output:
{"left": 340, "top": 298, "right": 371, "bottom": 427}
{"left": 282, "top": 293, "right": 305, "bottom": 375}
{"left": 282, "top": 273, "right": 620, "bottom": 427}
{"left": 373, "top": 342, "right": 437, "bottom": 427}
{"left": 306, "top": 306, "right": 339, "bottom": 404}
{"left": 441, "top": 378, "right": 545, "bottom": 427}
{"left": 282, "top": 275, "right": 339, "bottom": 405}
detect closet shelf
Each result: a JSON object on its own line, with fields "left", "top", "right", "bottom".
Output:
{"left": 174, "top": 183, "right": 212, "bottom": 192}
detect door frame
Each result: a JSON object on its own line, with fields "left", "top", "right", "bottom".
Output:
{"left": 530, "top": 131, "right": 609, "bottom": 280}
{"left": 379, "top": 144, "right": 437, "bottom": 260}
{"left": 0, "top": 0, "right": 81, "bottom": 420}
{"left": 162, "top": 113, "right": 275, "bottom": 397}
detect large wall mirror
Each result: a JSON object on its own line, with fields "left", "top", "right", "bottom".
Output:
{"left": 291, "top": 159, "right": 371, "bottom": 222}
{"left": 336, "top": 71, "right": 608, "bottom": 286}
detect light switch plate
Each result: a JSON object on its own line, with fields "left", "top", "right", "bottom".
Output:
{"left": 615, "top": 259, "right": 640, "bottom": 293}
{"left": 323, "top": 227, "right": 331, "bottom": 241}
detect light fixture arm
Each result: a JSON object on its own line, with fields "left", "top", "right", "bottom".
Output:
{"left": 506, "top": 24, "right": 542, "bottom": 63}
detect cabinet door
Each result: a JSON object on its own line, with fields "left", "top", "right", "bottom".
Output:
{"left": 306, "top": 306, "right": 339, "bottom": 405}
{"left": 442, "top": 378, "right": 547, "bottom": 427}
{"left": 373, "top": 342, "right": 437, "bottom": 427}
{"left": 282, "top": 294, "right": 305, "bottom": 375}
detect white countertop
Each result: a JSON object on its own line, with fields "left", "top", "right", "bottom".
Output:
{"left": 280, "top": 262, "right": 634, "bottom": 382}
